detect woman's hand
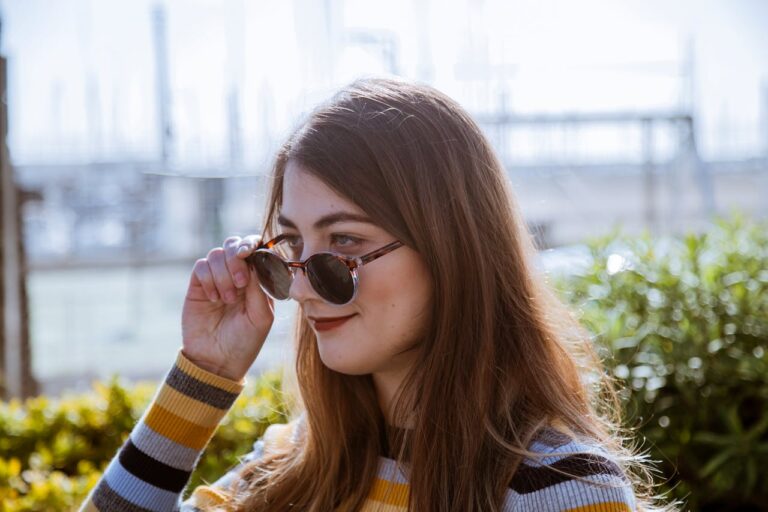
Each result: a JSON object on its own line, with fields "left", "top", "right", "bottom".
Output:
{"left": 181, "top": 235, "right": 273, "bottom": 381}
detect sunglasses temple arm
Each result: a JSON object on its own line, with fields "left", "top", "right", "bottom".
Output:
{"left": 359, "top": 241, "right": 403, "bottom": 265}
{"left": 257, "top": 233, "right": 288, "bottom": 251}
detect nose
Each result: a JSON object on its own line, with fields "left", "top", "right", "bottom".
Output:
{"left": 287, "top": 264, "right": 317, "bottom": 304}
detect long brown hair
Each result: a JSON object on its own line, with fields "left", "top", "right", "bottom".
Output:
{"left": 223, "top": 77, "right": 663, "bottom": 510}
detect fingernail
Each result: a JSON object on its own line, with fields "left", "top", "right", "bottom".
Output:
{"left": 210, "top": 291, "right": 220, "bottom": 302}
{"left": 234, "top": 272, "right": 246, "bottom": 287}
{"left": 237, "top": 245, "right": 250, "bottom": 255}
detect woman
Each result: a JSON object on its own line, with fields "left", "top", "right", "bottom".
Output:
{"left": 81, "top": 77, "right": 665, "bottom": 511}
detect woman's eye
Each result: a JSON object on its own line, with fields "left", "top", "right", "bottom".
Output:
{"left": 284, "top": 235, "right": 301, "bottom": 247}
{"left": 277, "top": 234, "right": 361, "bottom": 258}
{"left": 331, "top": 234, "right": 360, "bottom": 248}
{"left": 279, "top": 235, "right": 302, "bottom": 258}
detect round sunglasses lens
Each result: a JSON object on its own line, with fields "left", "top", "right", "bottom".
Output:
{"left": 251, "top": 251, "right": 291, "bottom": 300}
{"left": 306, "top": 254, "right": 355, "bottom": 304}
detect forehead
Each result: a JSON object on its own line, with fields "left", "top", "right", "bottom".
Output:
{"left": 280, "top": 160, "right": 366, "bottom": 224}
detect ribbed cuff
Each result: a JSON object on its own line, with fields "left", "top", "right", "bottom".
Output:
{"left": 176, "top": 349, "right": 247, "bottom": 393}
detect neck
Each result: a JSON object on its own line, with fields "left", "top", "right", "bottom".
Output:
{"left": 372, "top": 354, "right": 418, "bottom": 428}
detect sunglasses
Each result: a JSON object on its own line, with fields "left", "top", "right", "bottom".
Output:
{"left": 245, "top": 233, "right": 404, "bottom": 305}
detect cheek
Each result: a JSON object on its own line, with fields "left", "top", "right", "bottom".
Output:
{"left": 358, "top": 256, "right": 432, "bottom": 345}
{"left": 316, "top": 256, "right": 432, "bottom": 375}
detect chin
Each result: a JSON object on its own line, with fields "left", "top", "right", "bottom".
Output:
{"left": 317, "top": 345, "right": 375, "bottom": 375}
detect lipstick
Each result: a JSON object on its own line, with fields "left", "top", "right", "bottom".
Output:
{"left": 311, "top": 314, "right": 356, "bottom": 332}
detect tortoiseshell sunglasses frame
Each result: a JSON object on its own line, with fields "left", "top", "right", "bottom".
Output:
{"left": 245, "top": 233, "right": 404, "bottom": 305}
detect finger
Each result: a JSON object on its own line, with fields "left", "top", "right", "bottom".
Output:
{"left": 223, "top": 237, "right": 251, "bottom": 289}
{"left": 192, "top": 258, "right": 220, "bottom": 302}
{"left": 234, "top": 234, "right": 262, "bottom": 259}
{"left": 207, "top": 247, "right": 239, "bottom": 304}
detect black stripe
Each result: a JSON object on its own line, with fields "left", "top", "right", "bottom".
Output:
{"left": 510, "top": 453, "right": 626, "bottom": 495}
{"left": 91, "top": 480, "right": 155, "bottom": 512}
{"left": 165, "top": 364, "right": 239, "bottom": 410}
{"left": 118, "top": 438, "right": 192, "bottom": 493}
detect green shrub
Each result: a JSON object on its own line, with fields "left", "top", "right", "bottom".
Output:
{"left": 556, "top": 215, "right": 768, "bottom": 511}
{"left": 0, "top": 371, "right": 288, "bottom": 511}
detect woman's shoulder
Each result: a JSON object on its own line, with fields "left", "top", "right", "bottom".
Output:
{"left": 504, "top": 426, "right": 637, "bottom": 511}
{"left": 181, "top": 415, "right": 307, "bottom": 510}
{"left": 253, "top": 414, "right": 306, "bottom": 457}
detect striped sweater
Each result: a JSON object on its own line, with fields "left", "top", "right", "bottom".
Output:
{"left": 80, "top": 350, "right": 637, "bottom": 511}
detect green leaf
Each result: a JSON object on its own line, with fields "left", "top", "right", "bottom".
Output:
{"left": 700, "top": 448, "right": 736, "bottom": 478}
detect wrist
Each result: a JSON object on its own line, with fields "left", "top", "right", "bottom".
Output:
{"left": 180, "top": 350, "right": 245, "bottom": 382}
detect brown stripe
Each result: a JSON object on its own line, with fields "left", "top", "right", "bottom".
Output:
{"left": 510, "top": 453, "right": 626, "bottom": 494}
{"left": 91, "top": 480, "right": 154, "bottom": 512}
{"left": 175, "top": 350, "right": 245, "bottom": 392}
{"left": 165, "top": 365, "right": 240, "bottom": 410}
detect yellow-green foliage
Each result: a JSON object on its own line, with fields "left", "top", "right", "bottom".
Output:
{"left": 1, "top": 371, "right": 288, "bottom": 511}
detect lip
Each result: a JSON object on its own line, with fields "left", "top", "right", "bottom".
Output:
{"left": 309, "top": 313, "right": 356, "bottom": 332}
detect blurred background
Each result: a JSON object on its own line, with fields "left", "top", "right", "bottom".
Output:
{"left": 1, "top": 1, "right": 768, "bottom": 509}
{"left": 0, "top": 0, "right": 766, "bottom": 395}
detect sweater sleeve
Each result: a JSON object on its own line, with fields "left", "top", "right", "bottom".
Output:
{"left": 79, "top": 350, "right": 245, "bottom": 512}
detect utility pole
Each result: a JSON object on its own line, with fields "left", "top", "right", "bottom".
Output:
{"left": 0, "top": 49, "right": 36, "bottom": 399}
{"left": 642, "top": 118, "right": 657, "bottom": 233}
{"left": 762, "top": 81, "right": 768, "bottom": 216}
{"left": 153, "top": 4, "right": 173, "bottom": 165}
{"left": 763, "top": 81, "right": 768, "bottom": 161}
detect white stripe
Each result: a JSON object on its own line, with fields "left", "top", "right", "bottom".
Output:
{"left": 103, "top": 458, "right": 181, "bottom": 512}
{"left": 130, "top": 422, "right": 202, "bottom": 471}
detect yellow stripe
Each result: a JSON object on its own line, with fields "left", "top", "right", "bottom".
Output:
{"left": 188, "top": 485, "right": 229, "bottom": 507}
{"left": 144, "top": 403, "right": 216, "bottom": 450}
{"left": 176, "top": 350, "right": 246, "bottom": 393}
{"left": 366, "top": 477, "right": 410, "bottom": 507}
{"left": 155, "top": 384, "right": 226, "bottom": 428}
{"left": 564, "top": 502, "right": 633, "bottom": 512}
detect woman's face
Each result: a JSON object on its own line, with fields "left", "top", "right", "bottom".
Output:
{"left": 280, "top": 160, "right": 433, "bottom": 376}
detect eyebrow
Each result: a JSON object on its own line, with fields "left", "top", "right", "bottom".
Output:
{"left": 277, "top": 211, "right": 375, "bottom": 231}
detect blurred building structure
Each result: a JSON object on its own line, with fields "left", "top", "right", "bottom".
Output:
{"left": 1, "top": 0, "right": 766, "bottom": 394}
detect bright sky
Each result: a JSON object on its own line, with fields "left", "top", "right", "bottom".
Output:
{"left": 1, "top": 0, "right": 766, "bottom": 169}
